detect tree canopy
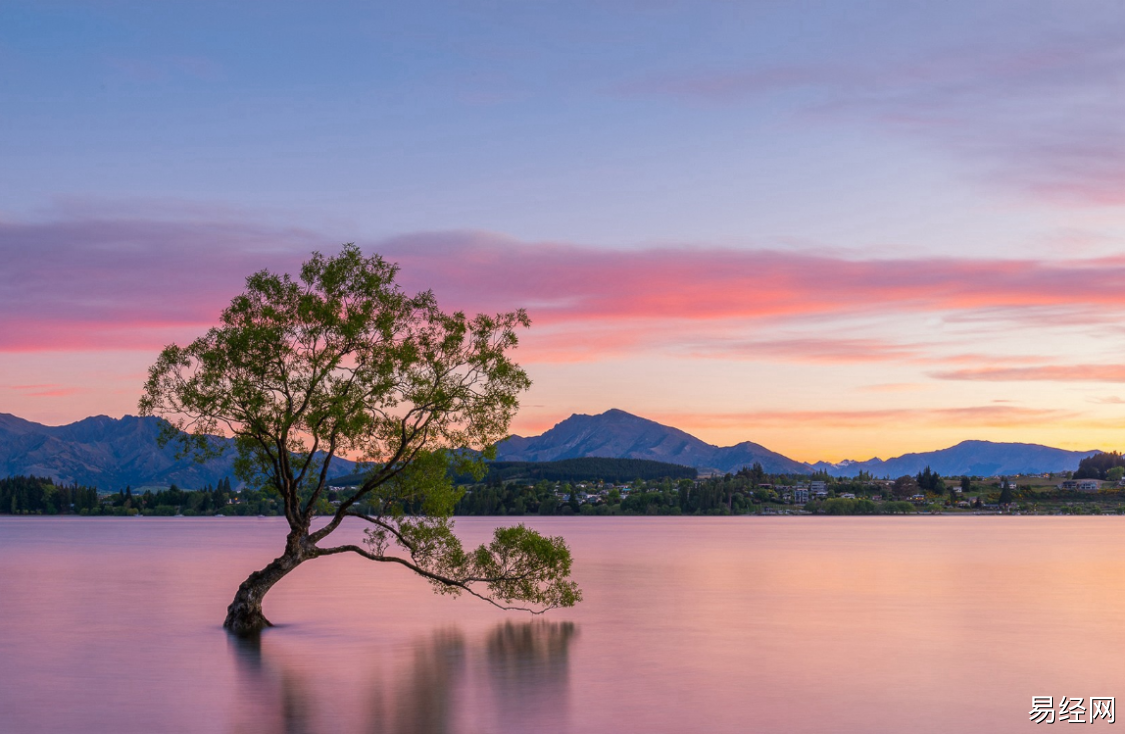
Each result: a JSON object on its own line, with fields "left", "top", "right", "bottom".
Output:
{"left": 1075, "top": 451, "right": 1125, "bottom": 480}
{"left": 139, "top": 245, "right": 580, "bottom": 634}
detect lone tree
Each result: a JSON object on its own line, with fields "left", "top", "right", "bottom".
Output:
{"left": 891, "top": 474, "right": 919, "bottom": 499}
{"left": 140, "top": 245, "right": 581, "bottom": 635}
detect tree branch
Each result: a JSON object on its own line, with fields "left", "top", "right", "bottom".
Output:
{"left": 313, "top": 544, "right": 552, "bottom": 614}
{"left": 342, "top": 510, "right": 416, "bottom": 551}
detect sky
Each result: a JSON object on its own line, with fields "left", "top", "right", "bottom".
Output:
{"left": 2, "top": 1, "right": 1124, "bottom": 462}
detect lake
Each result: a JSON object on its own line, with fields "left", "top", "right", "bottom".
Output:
{"left": 2, "top": 516, "right": 1123, "bottom": 733}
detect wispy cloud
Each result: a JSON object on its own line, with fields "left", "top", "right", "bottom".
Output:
{"left": 684, "top": 338, "right": 924, "bottom": 363}
{"left": 0, "top": 216, "right": 316, "bottom": 350}
{"left": 618, "top": 29, "right": 1125, "bottom": 207}
{"left": 934, "top": 365, "right": 1125, "bottom": 383}
{"left": 6, "top": 218, "right": 1125, "bottom": 379}
{"left": 6, "top": 383, "right": 82, "bottom": 398}
{"left": 858, "top": 383, "right": 931, "bottom": 394}
{"left": 652, "top": 405, "right": 1075, "bottom": 431}
{"left": 386, "top": 232, "right": 1125, "bottom": 325}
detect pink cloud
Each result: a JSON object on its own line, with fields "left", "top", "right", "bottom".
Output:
{"left": 653, "top": 405, "right": 1075, "bottom": 430}
{"left": 6, "top": 220, "right": 1125, "bottom": 371}
{"left": 684, "top": 338, "right": 924, "bottom": 364}
{"left": 385, "top": 233, "right": 1125, "bottom": 325}
{"left": 858, "top": 383, "right": 930, "bottom": 393}
{"left": 6, "top": 384, "right": 82, "bottom": 398}
{"left": 934, "top": 365, "right": 1125, "bottom": 383}
{"left": 0, "top": 217, "right": 316, "bottom": 350}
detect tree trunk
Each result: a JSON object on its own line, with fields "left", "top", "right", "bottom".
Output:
{"left": 223, "top": 550, "right": 304, "bottom": 636}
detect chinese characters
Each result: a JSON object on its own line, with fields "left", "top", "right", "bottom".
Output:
{"left": 1031, "top": 697, "right": 1115, "bottom": 724}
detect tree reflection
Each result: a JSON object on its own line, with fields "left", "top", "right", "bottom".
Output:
{"left": 484, "top": 620, "right": 577, "bottom": 732}
{"left": 228, "top": 632, "right": 316, "bottom": 734}
{"left": 228, "top": 621, "right": 577, "bottom": 734}
{"left": 366, "top": 628, "right": 466, "bottom": 734}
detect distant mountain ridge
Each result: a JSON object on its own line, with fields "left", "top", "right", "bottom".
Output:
{"left": 0, "top": 413, "right": 355, "bottom": 491}
{"left": 495, "top": 409, "right": 808, "bottom": 474}
{"left": 806, "top": 440, "right": 1098, "bottom": 478}
{"left": 496, "top": 409, "right": 1100, "bottom": 477}
{"left": 0, "top": 409, "right": 1102, "bottom": 489}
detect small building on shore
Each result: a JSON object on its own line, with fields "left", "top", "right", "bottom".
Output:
{"left": 1059, "top": 479, "right": 1102, "bottom": 491}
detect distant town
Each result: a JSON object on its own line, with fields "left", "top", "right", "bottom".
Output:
{"left": 451, "top": 458, "right": 1125, "bottom": 516}
{"left": 4, "top": 450, "right": 1125, "bottom": 517}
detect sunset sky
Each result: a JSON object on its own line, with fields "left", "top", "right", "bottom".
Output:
{"left": 2, "top": 1, "right": 1124, "bottom": 462}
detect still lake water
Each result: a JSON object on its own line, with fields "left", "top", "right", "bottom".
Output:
{"left": 2, "top": 516, "right": 1125, "bottom": 733}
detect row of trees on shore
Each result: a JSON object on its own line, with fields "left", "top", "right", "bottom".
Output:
{"left": 453, "top": 464, "right": 957, "bottom": 516}
{"left": 454, "top": 462, "right": 1125, "bottom": 516}
{"left": 1, "top": 476, "right": 100, "bottom": 515}
{"left": 6, "top": 456, "right": 1123, "bottom": 518}
{"left": 1075, "top": 451, "right": 1125, "bottom": 480}
{"left": 0, "top": 475, "right": 275, "bottom": 516}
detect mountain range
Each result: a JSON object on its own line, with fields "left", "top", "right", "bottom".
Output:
{"left": 496, "top": 409, "right": 808, "bottom": 473}
{"left": 495, "top": 409, "right": 1099, "bottom": 478}
{"left": 0, "top": 409, "right": 1102, "bottom": 490}
{"left": 0, "top": 413, "right": 354, "bottom": 491}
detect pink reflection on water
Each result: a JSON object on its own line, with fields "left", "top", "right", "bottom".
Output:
{"left": 4, "top": 516, "right": 1125, "bottom": 733}
{"left": 227, "top": 620, "right": 575, "bottom": 734}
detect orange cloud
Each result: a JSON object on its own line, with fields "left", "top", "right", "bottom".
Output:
{"left": 858, "top": 383, "right": 931, "bottom": 393}
{"left": 934, "top": 365, "right": 1125, "bottom": 383}
{"left": 652, "top": 405, "right": 1074, "bottom": 431}
{"left": 685, "top": 338, "right": 925, "bottom": 363}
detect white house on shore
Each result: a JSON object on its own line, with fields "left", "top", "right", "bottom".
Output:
{"left": 1059, "top": 479, "right": 1102, "bottom": 491}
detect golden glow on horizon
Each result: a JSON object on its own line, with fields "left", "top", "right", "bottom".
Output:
{"left": 509, "top": 412, "right": 1122, "bottom": 464}
{"left": 7, "top": 240, "right": 1125, "bottom": 463}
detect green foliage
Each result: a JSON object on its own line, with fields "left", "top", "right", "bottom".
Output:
{"left": 360, "top": 518, "right": 580, "bottom": 610}
{"left": 537, "top": 494, "right": 559, "bottom": 515}
{"left": 356, "top": 449, "right": 465, "bottom": 518}
{"left": 822, "top": 498, "right": 878, "bottom": 515}
{"left": 915, "top": 466, "right": 944, "bottom": 492}
{"left": 139, "top": 245, "right": 531, "bottom": 510}
{"left": 139, "top": 245, "right": 578, "bottom": 617}
{"left": 453, "top": 469, "right": 924, "bottom": 516}
{"left": 621, "top": 489, "right": 682, "bottom": 515}
{"left": 892, "top": 475, "right": 920, "bottom": 498}
{"left": 456, "top": 457, "right": 696, "bottom": 484}
{"left": 1076, "top": 452, "right": 1125, "bottom": 480}
{"left": 737, "top": 462, "right": 766, "bottom": 486}
{"left": 807, "top": 498, "right": 912, "bottom": 515}
{"left": 0, "top": 476, "right": 99, "bottom": 515}
{"left": 0, "top": 475, "right": 281, "bottom": 517}
{"left": 333, "top": 457, "right": 695, "bottom": 490}
{"left": 473, "top": 525, "right": 581, "bottom": 609}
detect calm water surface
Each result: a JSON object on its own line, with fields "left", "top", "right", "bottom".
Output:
{"left": 2, "top": 516, "right": 1124, "bottom": 733}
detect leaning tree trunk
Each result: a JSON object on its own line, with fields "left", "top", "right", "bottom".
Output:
{"left": 223, "top": 550, "right": 304, "bottom": 636}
